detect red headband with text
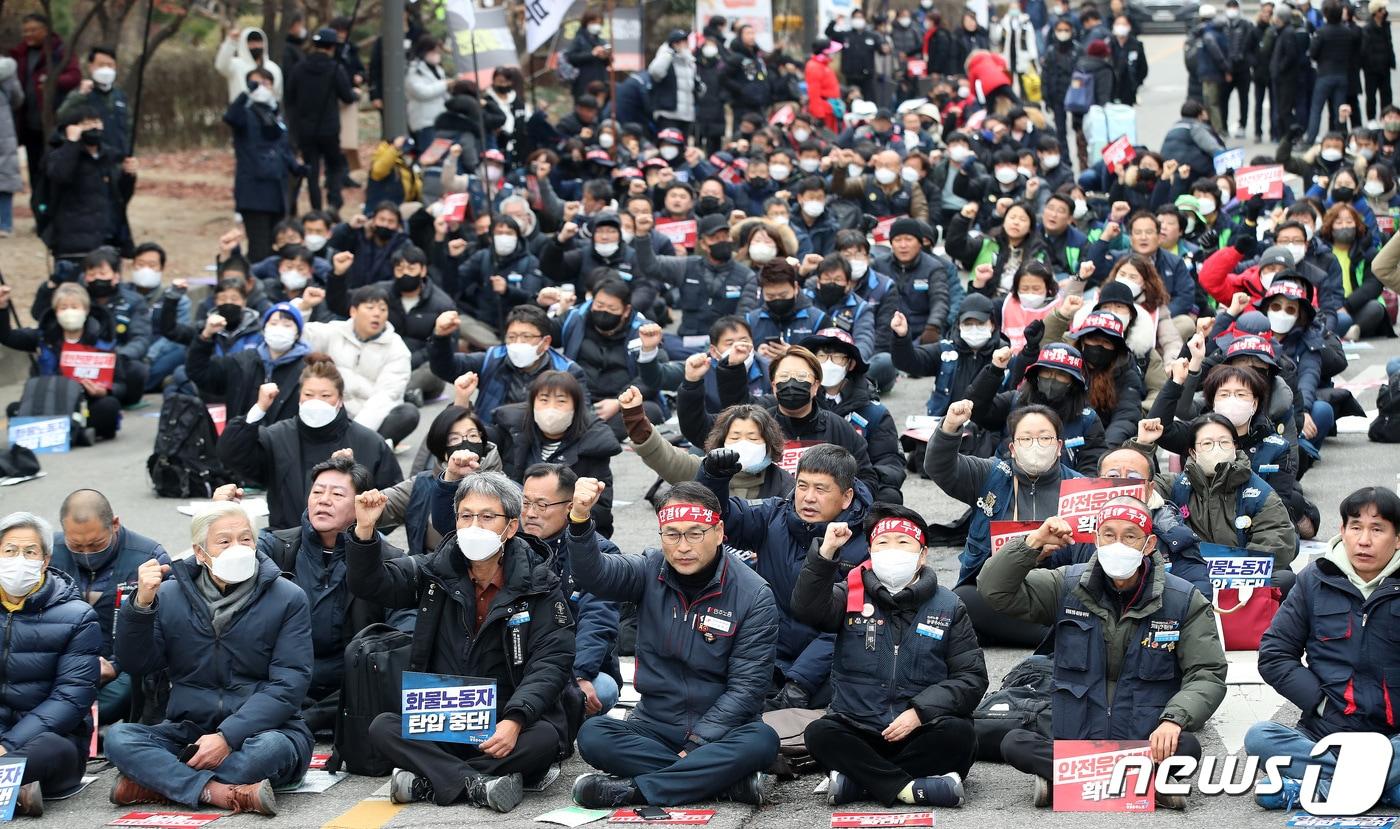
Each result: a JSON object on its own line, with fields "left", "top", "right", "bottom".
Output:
{"left": 869, "top": 517, "right": 925, "bottom": 545}
{"left": 1097, "top": 504, "right": 1152, "bottom": 534}
{"left": 657, "top": 504, "right": 721, "bottom": 527}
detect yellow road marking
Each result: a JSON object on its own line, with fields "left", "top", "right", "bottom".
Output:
{"left": 321, "top": 798, "right": 406, "bottom": 829}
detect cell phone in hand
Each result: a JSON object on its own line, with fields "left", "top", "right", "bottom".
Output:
{"left": 634, "top": 806, "right": 670, "bottom": 820}
{"left": 178, "top": 743, "right": 199, "bottom": 763}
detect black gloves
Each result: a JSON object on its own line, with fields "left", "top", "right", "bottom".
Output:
{"left": 702, "top": 448, "right": 742, "bottom": 478}
{"left": 1242, "top": 194, "right": 1266, "bottom": 222}
{"left": 1022, "top": 319, "right": 1045, "bottom": 352}
{"left": 1233, "top": 231, "right": 1258, "bottom": 257}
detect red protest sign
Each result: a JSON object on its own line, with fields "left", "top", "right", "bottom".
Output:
{"left": 1057, "top": 478, "right": 1149, "bottom": 542}
{"left": 90, "top": 701, "right": 99, "bottom": 757}
{"left": 778, "top": 439, "right": 822, "bottom": 474}
{"left": 990, "top": 520, "right": 1042, "bottom": 555}
{"left": 206, "top": 404, "right": 227, "bottom": 437}
{"left": 906, "top": 59, "right": 928, "bottom": 78}
{"left": 108, "top": 814, "right": 223, "bottom": 828}
{"left": 769, "top": 104, "right": 796, "bottom": 126}
{"left": 441, "top": 193, "right": 469, "bottom": 223}
{"left": 831, "top": 813, "right": 935, "bottom": 828}
{"left": 58, "top": 343, "right": 116, "bottom": 390}
{"left": 1379, "top": 215, "right": 1396, "bottom": 235}
{"left": 609, "top": 810, "right": 715, "bottom": 824}
{"left": 872, "top": 216, "right": 898, "bottom": 244}
{"left": 418, "top": 138, "right": 454, "bottom": 167}
{"left": 1101, "top": 136, "right": 1136, "bottom": 173}
{"left": 1234, "top": 165, "right": 1285, "bottom": 200}
{"left": 655, "top": 217, "right": 698, "bottom": 249}
{"left": 1052, "top": 740, "right": 1155, "bottom": 812}
{"left": 308, "top": 753, "right": 330, "bottom": 771}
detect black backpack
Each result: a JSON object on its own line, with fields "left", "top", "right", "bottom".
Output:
{"left": 146, "top": 394, "right": 230, "bottom": 498}
{"left": 1370, "top": 369, "right": 1400, "bottom": 444}
{"left": 973, "top": 654, "right": 1054, "bottom": 762}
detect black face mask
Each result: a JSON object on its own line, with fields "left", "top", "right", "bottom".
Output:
{"left": 817, "top": 283, "right": 847, "bottom": 307}
{"left": 217, "top": 303, "right": 244, "bottom": 323}
{"left": 394, "top": 275, "right": 423, "bottom": 293}
{"left": 1332, "top": 187, "right": 1356, "bottom": 203}
{"left": 445, "top": 439, "right": 486, "bottom": 462}
{"left": 590, "top": 309, "right": 622, "bottom": 331}
{"left": 775, "top": 379, "right": 813, "bottom": 410}
{"left": 373, "top": 225, "right": 396, "bottom": 241}
{"left": 1036, "top": 375, "right": 1071, "bottom": 402}
{"left": 1082, "top": 343, "right": 1116, "bottom": 370}
{"left": 748, "top": 177, "right": 769, "bottom": 190}
{"left": 249, "top": 47, "right": 265, "bottom": 61}
{"left": 766, "top": 297, "right": 795, "bottom": 318}
{"left": 1138, "top": 168, "right": 1157, "bottom": 187}
{"left": 698, "top": 195, "right": 722, "bottom": 215}
{"left": 708, "top": 241, "right": 733, "bottom": 262}
{"left": 1333, "top": 226, "right": 1357, "bottom": 244}
{"left": 80, "top": 128, "right": 103, "bottom": 147}
{"left": 86, "top": 279, "right": 117, "bottom": 298}
{"left": 493, "top": 85, "right": 513, "bottom": 95}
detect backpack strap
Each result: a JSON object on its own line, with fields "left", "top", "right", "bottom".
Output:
{"left": 408, "top": 577, "right": 446, "bottom": 672}
{"left": 268, "top": 527, "right": 302, "bottom": 578}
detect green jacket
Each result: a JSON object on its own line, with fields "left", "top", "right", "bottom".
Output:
{"left": 632, "top": 427, "right": 771, "bottom": 500}
{"left": 978, "top": 539, "right": 1227, "bottom": 731}
{"left": 1151, "top": 453, "right": 1298, "bottom": 567}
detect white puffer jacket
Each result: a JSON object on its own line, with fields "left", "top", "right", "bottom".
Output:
{"left": 302, "top": 319, "right": 412, "bottom": 432}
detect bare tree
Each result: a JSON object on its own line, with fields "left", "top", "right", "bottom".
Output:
{"left": 36, "top": 0, "right": 104, "bottom": 137}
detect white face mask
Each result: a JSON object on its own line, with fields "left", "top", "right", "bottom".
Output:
{"left": 1195, "top": 444, "right": 1236, "bottom": 475}
{"left": 207, "top": 544, "right": 257, "bottom": 585}
{"left": 263, "top": 324, "right": 298, "bottom": 352}
{"left": 1096, "top": 541, "right": 1145, "bottom": 580}
{"left": 769, "top": 163, "right": 791, "bottom": 181}
{"left": 849, "top": 163, "right": 867, "bottom": 179}
{"left": 594, "top": 241, "right": 620, "bottom": 258}
{"left": 303, "top": 233, "right": 328, "bottom": 252}
{"left": 851, "top": 17, "right": 867, "bottom": 29}
{"left": 0, "top": 557, "right": 43, "bottom": 598}
{"left": 587, "top": 23, "right": 603, "bottom": 34}
{"left": 1226, "top": 7, "right": 1240, "bottom": 17}
{"left": 92, "top": 66, "right": 117, "bottom": 87}
{"left": 1320, "top": 147, "right": 1344, "bottom": 162}
{"left": 457, "top": 526, "right": 504, "bottom": 561}
{"left": 1015, "top": 442, "right": 1060, "bottom": 476}
{"left": 132, "top": 267, "right": 162, "bottom": 290}
{"left": 299, "top": 398, "right": 339, "bottom": 428}
{"left": 960, "top": 324, "right": 993, "bottom": 348}
{"left": 1197, "top": 198, "right": 1217, "bottom": 216}
{"left": 820, "top": 359, "right": 848, "bottom": 387}
{"left": 249, "top": 85, "right": 276, "bottom": 106}
{"left": 1017, "top": 166, "right": 1035, "bottom": 179}
{"left": 485, "top": 166, "right": 503, "bottom": 183}
{"left": 1018, "top": 291, "right": 1050, "bottom": 309}
{"left": 799, "top": 157, "right": 821, "bottom": 173}
{"left": 1055, "top": 29, "right": 1073, "bottom": 41}
{"left": 1365, "top": 180, "right": 1386, "bottom": 197}
{"left": 56, "top": 308, "right": 88, "bottom": 332}
{"left": 1118, "top": 277, "right": 1144, "bottom": 299}
{"left": 1113, "top": 24, "right": 1132, "bottom": 36}
{"left": 1215, "top": 396, "right": 1256, "bottom": 427}
{"left": 849, "top": 258, "right": 869, "bottom": 279}
{"left": 802, "top": 199, "right": 826, "bottom": 218}
{"left": 729, "top": 439, "right": 771, "bottom": 473}
{"left": 749, "top": 241, "right": 777, "bottom": 264}
{"left": 493, "top": 234, "right": 519, "bottom": 257}
{"left": 622, "top": 229, "right": 635, "bottom": 244}
{"left": 598, "top": 133, "right": 615, "bottom": 149}
{"left": 1073, "top": 199, "right": 1089, "bottom": 219}
{"left": 1284, "top": 243, "right": 1308, "bottom": 265}
{"left": 901, "top": 166, "right": 920, "bottom": 183}
{"left": 534, "top": 406, "right": 574, "bottom": 435}
{"left": 660, "top": 145, "right": 680, "bottom": 160}
{"left": 870, "top": 548, "right": 921, "bottom": 593}
{"left": 702, "top": 44, "right": 719, "bottom": 58}
{"left": 1041, "top": 153, "right": 1061, "bottom": 169}
{"left": 874, "top": 167, "right": 898, "bottom": 185}
{"left": 280, "top": 270, "right": 309, "bottom": 292}
{"left": 995, "top": 167, "right": 1019, "bottom": 185}
{"left": 506, "top": 341, "right": 542, "bottom": 368}
{"left": 1268, "top": 309, "right": 1298, "bottom": 334}
{"left": 949, "top": 145, "right": 972, "bottom": 163}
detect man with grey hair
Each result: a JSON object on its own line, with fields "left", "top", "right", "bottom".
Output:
{"left": 0, "top": 511, "right": 102, "bottom": 816}
{"left": 346, "top": 466, "right": 578, "bottom": 812}
{"left": 49, "top": 488, "right": 168, "bottom": 723}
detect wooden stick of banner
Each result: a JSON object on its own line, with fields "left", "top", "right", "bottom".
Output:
{"left": 606, "top": 0, "right": 617, "bottom": 160}
{"left": 127, "top": 0, "right": 156, "bottom": 157}
{"left": 469, "top": 28, "right": 495, "bottom": 225}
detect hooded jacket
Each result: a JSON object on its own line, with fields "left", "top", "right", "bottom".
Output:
{"left": 116, "top": 554, "right": 314, "bottom": 767}
{"left": 215, "top": 28, "right": 284, "bottom": 103}
{"left": 285, "top": 49, "right": 357, "bottom": 142}
{"left": 346, "top": 530, "right": 577, "bottom": 760}
{"left": 0, "top": 568, "right": 100, "bottom": 756}
{"left": 496, "top": 405, "right": 622, "bottom": 538}
{"left": 186, "top": 335, "right": 308, "bottom": 426}
{"left": 696, "top": 466, "right": 872, "bottom": 695}
{"left": 301, "top": 319, "right": 412, "bottom": 432}
{"left": 225, "top": 92, "right": 300, "bottom": 215}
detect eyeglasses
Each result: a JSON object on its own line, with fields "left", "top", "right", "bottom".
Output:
{"left": 659, "top": 526, "right": 716, "bottom": 545}
{"left": 773, "top": 372, "right": 815, "bottom": 384}
{"left": 523, "top": 498, "right": 569, "bottom": 513}
{"left": 1195, "top": 439, "right": 1235, "bottom": 451}
{"left": 446, "top": 434, "right": 482, "bottom": 448}
{"left": 457, "top": 511, "right": 506, "bottom": 526}
{"left": 1014, "top": 436, "right": 1059, "bottom": 448}
{"left": 505, "top": 332, "right": 543, "bottom": 344}
{"left": 0, "top": 545, "right": 44, "bottom": 560}
{"left": 816, "top": 352, "right": 849, "bottom": 366}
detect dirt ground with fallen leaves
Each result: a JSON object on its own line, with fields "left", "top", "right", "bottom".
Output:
{"left": 1, "top": 143, "right": 373, "bottom": 322}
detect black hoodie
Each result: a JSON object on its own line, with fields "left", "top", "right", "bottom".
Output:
{"left": 285, "top": 50, "right": 357, "bottom": 141}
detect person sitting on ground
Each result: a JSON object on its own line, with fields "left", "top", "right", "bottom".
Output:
{"left": 106, "top": 502, "right": 313, "bottom": 816}
{"left": 796, "top": 506, "right": 987, "bottom": 809}
{"left": 0, "top": 511, "right": 101, "bottom": 817}
{"left": 186, "top": 302, "right": 310, "bottom": 427}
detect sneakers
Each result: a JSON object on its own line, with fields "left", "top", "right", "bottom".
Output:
{"left": 110, "top": 774, "right": 168, "bottom": 806}
{"left": 1232, "top": 128, "right": 1247, "bottom": 139}
{"left": 572, "top": 774, "right": 640, "bottom": 809}
{"left": 909, "top": 772, "right": 965, "bottom": 807}
{"left": 15, "top": 782, "right": 41, "bottom": 817}
{"left": 465, "top": 772, "right": 524, "bottom": 813}
{"left": 1255, "top": 776, "right": 1304, "bottom": 810}
{"left": 225, "top": 780, "right": 278, "bottom": 816}
{"left": 721, "top": 771, "right": 770, "bottom": 806}
{"left": 1033, "top": 776, "right": 1051, "bottom": 808}
{"left": 827, "top": 771, "right": 866, "bottom": 807}
{"left": 389, "top": 769, "right": 434, "bottom": 804}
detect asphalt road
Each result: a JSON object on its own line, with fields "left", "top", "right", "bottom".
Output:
{"left": 3, "top": 31, "right": 1400, "bottom": 829}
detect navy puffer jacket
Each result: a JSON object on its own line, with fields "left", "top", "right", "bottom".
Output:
{"left": 0, "top": 568, "right": 101, "bottom": 754}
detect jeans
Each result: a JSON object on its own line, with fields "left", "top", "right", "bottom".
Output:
{"left": 0, "top": 191, "right": 12, "bottom": 232}
{"left": 588, "top": 673, "right": 620, "bottom": 715}
{"left": 105, "top": 721, "right": 304, "bottom": 807}
{"left": 868, "top": 352, "right": 897, "bottom": 393}
{"left": 144, "top": 338, "right": 188, "bottom": 392}
{"left": 576, "top": 716, "right": 778, "bottom": 805}
{"left": 1307, "top": 74, "right": 1350, "bottom": 144}
{"left": 1307, "top": 399, "right": 1336, "bottom": 453}
{"left": 1243, "top": 721, "right": 1400, "bottom": 804}
{"left": 1386, "top": 356, "right": 1400, "bottom": 376}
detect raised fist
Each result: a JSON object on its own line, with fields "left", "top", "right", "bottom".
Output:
{"left": 571, "top": 477, "right": 605, "bottom": 519}
{"left": 1137, "top": 417, "right": 1164, "bottom": 445}
{"left": 684, "top": 352, "right": 711, "bottom": 382}
{"left": 702, "top": 447, "right": 742, "bottom": 478}
{"left": 819, "top": 522, "right": 852, "bottom": 560}
{"left": 943, "top": 399, "right": 973, "bottom": 433}
{"left": 890, "top": 310, "right": 908, "bottom": 337}
{"left": 638, "top": 322, "right": 663, "bottom": 351}
{"left": 257, "top": 382, "right": 279, "bottom": 410}
{"left": 435, "top": 310, "right": 460, "bottom": 337}
{"left": 992, "top": 346, "right": 1012, "bottom": 369}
